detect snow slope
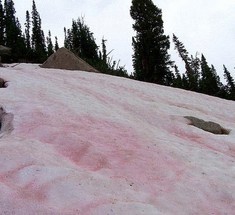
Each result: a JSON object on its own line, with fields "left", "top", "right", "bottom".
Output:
{"left": 0, "top": 64, "right": 234, "bottom": 214}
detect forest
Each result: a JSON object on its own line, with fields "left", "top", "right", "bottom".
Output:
{"left": 0, "top": 0, "right": 235, "bottom": 101}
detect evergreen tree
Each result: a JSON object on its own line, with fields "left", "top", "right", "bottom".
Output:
{"left": 64, "top": 27, "right": 69, "bottom": 49}
{"left": 25, "top": 10, "right": 30, "bottom": 50}
{"left": 31, "top": 0, "right": 46, "bottom": 62}
{"left": 4, "top": 0, "right": 26, "bottom": 60}
{"left": 54, "top": 36, "right": 59, "bottom": 51}
{"left": 223, "top": 65, "right": 235, "bottom": 100}
{"left": 199, "top": 54, "right": 220, "bottom": 96}
{"left": 101, "top": 37, "right": 107, "bottom": 65}
{"left": 172, "top": 34, "right": 191, "bottom": 71}
{"left": 64, "top": 17, "right": 99, "bottom": 63}
{"left": 173, "top": 34, "right": 199, "bottom": 91}
{"left": 64, "top": 16, "right": 128, "bottom": 77}
{"left": 172, "top": 65, "right": 183, "bottom": 88}
{"left": 0, "top": 0, "right": 4, "bottom": 45}
{"left": 130, "top": 0, "right": 172, "bottom": 84}
{"left": 46, "top": 30, "right": 53, "bottom": 56}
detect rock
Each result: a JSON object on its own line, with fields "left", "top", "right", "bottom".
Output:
{"left": 41, "top": 47, "right": 99, "bottom": 73}
{"left": 0, "top": 107, "right": 14, "bottom": 137}
{"left": 0, "top": 78, "right": 6, "bottom": 88}
{"left": 184, "top": 116, "right": 230, "bottom": 135}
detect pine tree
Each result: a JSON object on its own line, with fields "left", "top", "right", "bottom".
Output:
{"left": 31, "top": 0, "right": 46, "bottom": 62}
{"left": 172, "top": 34, "right": 191, "bottom": 72}
{"left": 173, "top": 34, "right": 199, "bottom": 91}
{"left": 76, "top": 17, "right": 99, "bottom": 61}
{"left": 64, "top": 16, "right": 128, "bottom": 77}
{"left": 54, "top": 36, "right": 59, "bottom": 51}
{"left": 130, "top": 0, "right": 172, "bottom": 85}
{"left": 199, "top": 54, "right": 220, "bottom": 96}
{"left": 173, "top": 65, "right": 183, "bottom": 88}
{"left": 46, "top": 30, "right": 53, "bottom": 56}
{"left": 4, "top": 0, "right": 26, "bottom": 60}
{"left": 101, "top": 37, "right": 107, "bottom": 65}
{"left": 64, "top": 17, "right": 99, "bottom": 63}
{"left": 223, "top": 65, "right": 235, "bottom": 100}
{"left": 25, "top": 10, "right": 30, "bottom": 50}
{"left": 0, "top": 0, "right": 4, "bottom": 45}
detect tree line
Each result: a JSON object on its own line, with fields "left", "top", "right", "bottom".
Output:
{"left": 0, "top": 0, "right": 59, "bottom": 63}
{"left": 0, "top": 0, "right": 235, "bottom": 101}
{"left": 130, "top": 0, "right": 235, "bottom": 101}
{"left": 0, "top": 0, "right": 128, "bottom": 77}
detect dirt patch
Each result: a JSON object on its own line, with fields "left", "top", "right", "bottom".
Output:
{"left": 41, "top": 47, "right": 99, "bottom": 73}
{"left": 0, "top": 107, "right": 14, "bottom": 137}
{"left": 184, "top": 116, "right": 230, "bottom": 135}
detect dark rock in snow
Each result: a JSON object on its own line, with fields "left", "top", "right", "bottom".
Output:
{"left": 0, "top": 107, "right": 14, "bottom": 136}
{"left": 184, "top": 116, "right": 230, "bottom": 135}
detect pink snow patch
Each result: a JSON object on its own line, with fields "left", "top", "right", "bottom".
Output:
{"left": 0, "top": 64, "right": 234, "bottom": 214}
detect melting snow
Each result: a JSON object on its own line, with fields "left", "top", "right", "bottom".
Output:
{"left": 0, "top": 63, "right": 234, "bottom": 214}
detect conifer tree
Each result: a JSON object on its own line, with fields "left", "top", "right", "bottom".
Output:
{"left": 199, "top": 54, "right": 220, "bottom": 96}
{"left": 25, "top": 10, "right": 30, "bottom": 50}
{"left": 173, "top": 34, "right": 199, "bottom": 91}
{"left": 101, "top": 38, "right": 107, "bottom": 65}
{"left": 4, "top": 0, "right": 26, "bottom": 60}
{"left": 64, "top": 16, "right": 128, "bottom": 77}
{"left": 173, "top": 65, "right": 183, "bottom": 88}
{"left": 0, "top": 0, "right": 4, "bottom": 45}
{"left": 31, "top": 0, "right": 46, "bottom": 62}
{"left": 64, "top": 17, "right": 99, "bottom": 62}
{"left": 54, "top": 36, "right": 59, "bottom": 51}
{"left": 46, "top": 30, "right": 53, "bottom": 56}
{"left": 172, "top": 34, "right": 191, "bottom": 72}
{"left": 223, "top": 65, "right": 235, "bottom": 100}
{"left": 130, "top": 0, "right": 172, "bottom": 85}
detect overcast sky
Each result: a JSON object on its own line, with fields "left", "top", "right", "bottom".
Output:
{"left": 14, "top": 0, "right": 235, "bottom": 78}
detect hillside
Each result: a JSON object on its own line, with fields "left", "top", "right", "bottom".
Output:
{"left": 0, "top": 64, "right": 235, "bottom": 214}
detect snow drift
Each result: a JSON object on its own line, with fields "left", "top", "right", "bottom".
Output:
{"left": 0, "top": 63, "right": 234, "bottom": 214}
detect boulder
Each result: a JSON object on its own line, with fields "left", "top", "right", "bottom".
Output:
{"left": 41, "top": 47, "right": 99, "bottom": 73}
{"left": 0, "top": 107, "right": 14, "bottom": 137}
{"left": 184, "top": 116, "right": 230, "bottom": 135}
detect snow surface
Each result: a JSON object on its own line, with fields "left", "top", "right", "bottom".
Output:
{"left": 0, "top": 63, "right": 235, "bottom": 214}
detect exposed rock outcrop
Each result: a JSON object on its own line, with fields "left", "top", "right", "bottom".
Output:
{"left": 0, "top": 78, "right": 7, "bottom": 88}
{"left": 0, "top": 107, "right": 14, "bottom": 137}
{"left": 184, "top": 116, "right": 230, "bottom": 135}
{"left": 41, "top": 47, "right": 99, "bottom": 73}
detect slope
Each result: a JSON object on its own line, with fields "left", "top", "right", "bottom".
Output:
{"left": 0, "top": 63, "right": 234, "bottom": 214}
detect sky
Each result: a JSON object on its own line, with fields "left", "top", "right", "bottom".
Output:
{"left": 14, "top": 0, "right": 235, "bottom": 78}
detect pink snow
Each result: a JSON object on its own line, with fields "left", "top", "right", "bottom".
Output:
{"left": 0, "top": 63, "right": 234, "bottom": 214}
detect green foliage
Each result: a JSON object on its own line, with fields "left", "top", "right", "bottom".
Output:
{"left": 64, "top": 17, "right": 128, "bottom": 78}
{"left": 172, "top": 65, "right": 183, "bottom": 88}
{"left": 31, "top": 0, "right": 46, "bottom": 62}
{"left": 0, "top": 0, "right": 4, "bottom": 45}
{"left": 64, "top": 17, "right": 99, "bottom": 62}
{"left": 24, "top": 10, "right": 30, "bottom": 50}
{"left": 199, "top": 55, "right": 221, "bottom": 96}
{"left": 173, "top": 34, "right": 200, "bottom": 91}
{"left": 130, "top": 0, "right": 173, "bottom": 85}
{"left": 46, "top": 30, "right": 54, "bottom": 57}
{"left": 3, "top": 0, "right": 26, "bottom": 61}
{"left": 223, "top": 65, "right": 235, "bottom": 100}
{"left": 172, "top": 34, "right": 235, "bottom": 101}
{"left": 54, "top": 36, "right": 59, "bottom": 51}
